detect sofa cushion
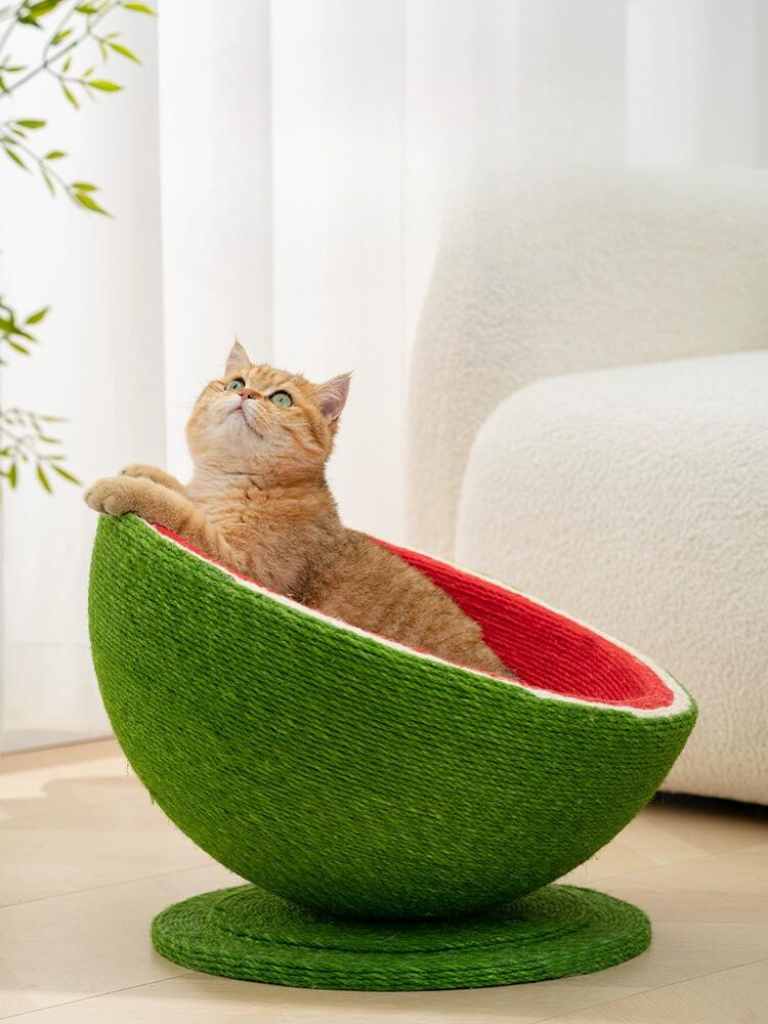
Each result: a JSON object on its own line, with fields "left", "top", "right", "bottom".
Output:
{"left": 456, "top": 350, "right": 768, "bottom": 803}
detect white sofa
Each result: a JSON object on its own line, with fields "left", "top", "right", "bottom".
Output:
{"left": 408, "top": 164, "right": 768, "bottom": 804}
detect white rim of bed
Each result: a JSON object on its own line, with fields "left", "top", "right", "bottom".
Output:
{"left": 142, "top": 517, "right": 693, "bottom": 721}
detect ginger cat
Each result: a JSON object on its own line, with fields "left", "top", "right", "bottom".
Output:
{"left": 85, "top": 342, "right": 508, "bottom": 678}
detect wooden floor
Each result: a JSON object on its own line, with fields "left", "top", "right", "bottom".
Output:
{"left": 1, "top": 739, "right": 767, "bottom": 1023}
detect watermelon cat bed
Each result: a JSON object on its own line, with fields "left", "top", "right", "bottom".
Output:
{"left": 89, "top": 513, "right": 696, "bottom": 991}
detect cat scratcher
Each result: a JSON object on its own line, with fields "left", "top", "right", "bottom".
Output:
{"left": 89, "top": 513, "right": 696, "bottom": 991}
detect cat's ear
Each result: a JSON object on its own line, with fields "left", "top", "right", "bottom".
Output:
{"left": 316, "top": 372, "right": 352, "bottom": 423}
{"left": 225, "top": 339, "right": 251, "bottom": 377}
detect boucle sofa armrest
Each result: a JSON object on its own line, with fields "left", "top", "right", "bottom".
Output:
{"left": 407, "top": 163, "right": 768, "bottom": 559}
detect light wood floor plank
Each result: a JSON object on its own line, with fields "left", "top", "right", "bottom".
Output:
{"left": 0, "top": 971, "right": 645, "bottom": 1024}
{"left": 0, "top": 794, "right": 210, "bottom": 907}
{"left": 0, "top": 864, "right": 239, "bottom": 1018}
{"left": 1, "top": 741, "right": 766, "bottom": 1022}
{"left": 534, "top": 959, "right": 768, "bottom": 1022}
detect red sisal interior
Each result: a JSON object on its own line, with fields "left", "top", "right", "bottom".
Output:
{"left": 378, "top": 540, "right": 672, "bottom": 710}
{"left": 154, "top": 523, "right": 672, "bottom": 710}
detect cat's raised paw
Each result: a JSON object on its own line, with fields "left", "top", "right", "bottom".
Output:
{"left": 85, "top": 476, "right": 145, "bottom": 517}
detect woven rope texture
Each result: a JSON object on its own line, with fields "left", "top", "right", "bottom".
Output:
{"left": 88, "top": 514, "right": 695, "bottom": 920}
{"left": 150, "top": 882, "right": 651, "bottom": 990}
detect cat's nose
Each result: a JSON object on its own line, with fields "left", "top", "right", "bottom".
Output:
{"left": 240, "top": 388, "right": 258, "bottom": 401}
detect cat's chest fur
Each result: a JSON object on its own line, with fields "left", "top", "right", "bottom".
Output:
{"left": 189, "top": 484, "right": 343, "bottom": 598}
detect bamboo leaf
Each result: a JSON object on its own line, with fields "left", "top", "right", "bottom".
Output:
{"left": 8, "top": 462, "right": 17, "bottom": 488}
{"left": 36, "top": 464, "right": 52, "bottom": 492}
{"left": 62, "top": 83, "right": 79, "bottom": 108}
{"left": 41, "top": 165, "right": 56, "bottom": 194}
{"left": 109, "top": 41, "right": 140, "bottom": 63}
{"left": 51, "top": 464, "right": 80, "bottom": 484}
{"left": 123, "top": 2, "right": 156, "bottom": 12}
{"left": 44, "top": 149, "right": 66, "bottom": 159}
{"left": 71, "top": 181, "right": 97, "bottom": 191}
{"left": 88, "top": 79, "right": 122, "bottom": 91}
{"left": 2, "top": 144, "right": 28, "bottom": 169}
{"left": 73, "top": 190, "right": 109, "bottom": 214}
{"left": 28, "top": 0, "right": 63, "bottom": 15}
{"left": 25, "top": 307, "right": 49, "bottom": 325}
{"left": 16, "top": 119, "right": 46, "bottom": 129}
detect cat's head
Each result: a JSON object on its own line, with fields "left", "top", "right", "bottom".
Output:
{"left": 187, "top": 341, "right": 351, "bottom": 484}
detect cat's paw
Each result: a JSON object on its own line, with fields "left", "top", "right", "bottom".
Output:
{"left": 119, "top": 463, "right": 154, "bottom": 480}
{"left": 84, "top": 476, "right": 147, "bottom": 517}
{"left": 119, "top": 463, "right": 184, "bottom": 494}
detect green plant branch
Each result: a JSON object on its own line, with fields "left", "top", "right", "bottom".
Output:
{"left": 0, "top": 406, "right": 79, "bottom": 491}
{"left": 1, "top": 295, "right": 47, "bottom": 363}
{"left": 41, "top": 0, "right": 77, "bottom": 62}
{"left": 0, "top": 0, "right": 155, "bottom": 493}
{"left": 2, "top": 2, "right": 116, "bottom": 95}
{"left": 0, "top": 121, "right": 109, "bottom": 212}
{"left": 0, "top": 301, "right": 78, "bottom": 493}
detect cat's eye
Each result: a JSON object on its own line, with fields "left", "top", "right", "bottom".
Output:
{"left": 224, "top": 378, "right": 245, "bottom": 391}
{"left": 270, "top": 390, "right": 293, "bottom": 408}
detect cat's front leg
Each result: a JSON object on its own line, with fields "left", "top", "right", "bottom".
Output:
{"left": 85, "top": 476, "right": 191, "bottom": 526}
{"left": 119, "top": 463, "right": 186, "bottom": 494}
{"left": 84, "top": 476, "right": 245, "bottom": 570}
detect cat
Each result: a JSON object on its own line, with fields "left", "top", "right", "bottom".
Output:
{"left": 85, "top": 341, "right": 510, "bottom": 678}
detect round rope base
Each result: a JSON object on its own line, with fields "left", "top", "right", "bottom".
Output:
{"left": 151, "top": 883, "right": 650, "bottom": 991}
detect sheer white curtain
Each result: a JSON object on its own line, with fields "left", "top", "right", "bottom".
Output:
{"left": 2, "top": 0, "right": 766, "bottom": 750}
{"left": 0, "top": 8, "right": 163, "bottom": 750}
